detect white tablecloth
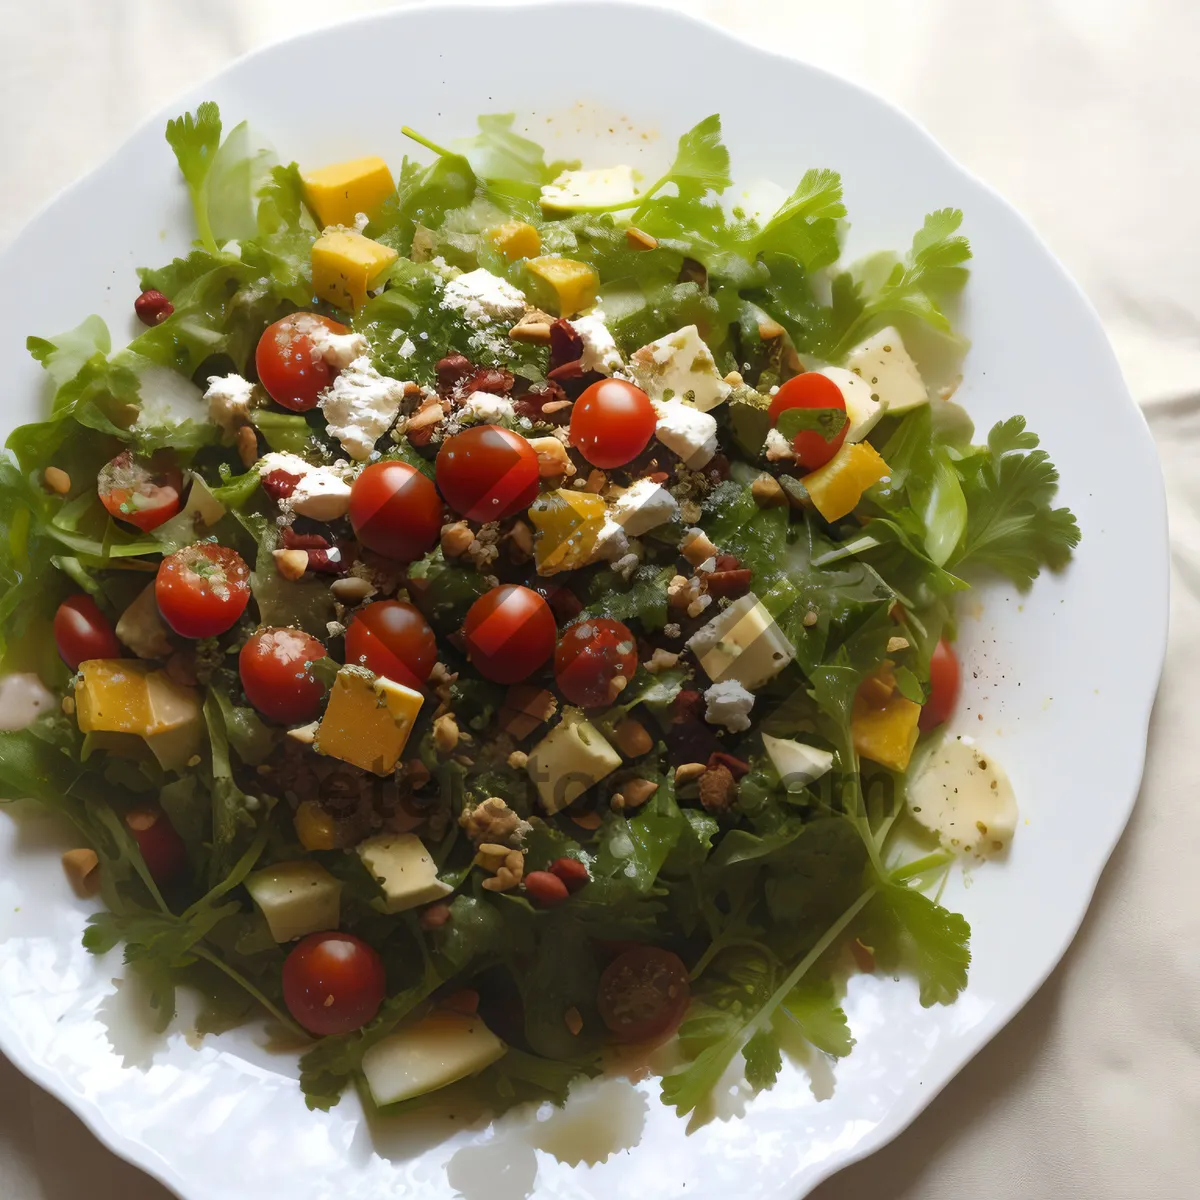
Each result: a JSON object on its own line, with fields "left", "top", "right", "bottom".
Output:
{"left": 2, "top": 2, "right": 1196, "bottom": 1196}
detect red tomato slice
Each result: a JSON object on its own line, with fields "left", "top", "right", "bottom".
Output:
{"left": 349, "top": 461, "right": 443, "bottom": 562}
{"left": 344, "top": 601, "right": 436, "bottom": 689}
{"left": 768, "top": 373, "right": 849, "bottom": 470}
{"left": 239, "top": 628, "right": 329, "bottom": 724}
{"left": 597, "top": 945, "right": 690, "bottom": 1043}
{"left": 919, "top": 637, "right": 961, "bottom": 730}
{"left": 462, "top": 584, "right": 556, "bottom": 684}
{"left": 554, "top": 617, "right": 638, "bottom": 708}
{"left": 436, "top": 425, "right": 540, "bottom": 522}
{"left": 569, "top": 379, "right": 657, "bottom": 469}
{"left": 255, "top": 313, "right": 348, "bottom": 412}
{"left": 282, "top": 932, "right": 386, "bottom": 1036}
{"left": 97, "top": 451, "right": 183, "bottom": 532}
{"left": 53, "top": 594, "right": 122, "bottom": 670}
{"left": 155, "top": 543, "right": 251, "bottom": 639}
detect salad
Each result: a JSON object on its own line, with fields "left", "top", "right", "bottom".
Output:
{"left": 0, "top": 104, "right": 1080, "bottom": 1120}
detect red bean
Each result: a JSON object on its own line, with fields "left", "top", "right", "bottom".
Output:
{"left": 524, "top": 870, "right": 570, "bottom": 906}
{"left": 549, "top": 857, "right": 590, "bottom": 893}
{"left": 134, "top": 289, "right": 174, "bottom": 326}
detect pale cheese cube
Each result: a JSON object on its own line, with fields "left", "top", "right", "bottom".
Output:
{"left": 843, "top": 326, "right": 928, "bottom": 413}
{"left": 526, "top": 713, "right": 622, "bottom": 814}
{"left": 687, "top": 592, "right": 796, "bottom": 690}
{"left": 245, "top": 861, "right": 342, "bottom": 943}
{"left": 630, "top": 325, "right": 731, "bottom": 412}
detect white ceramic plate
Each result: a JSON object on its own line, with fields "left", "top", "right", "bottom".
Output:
{"left": 0, "top": 3, "right": 1168, "bottom": 1198}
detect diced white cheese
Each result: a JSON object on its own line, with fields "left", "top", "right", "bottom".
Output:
{"left": 318, "top": 356, "right": 410, "bottom": 461}
{"left": 572, "top": 311, "right": 623, "bottom": 375}
{"left": 204, "top": 372, "right": 256, "bottom": 433}
{"left": 441, "top": 268, "right": 527, "bottom": 327}
{"left": 357, "top": 833, "right": 453, "bottom": 913}
{"left": 630, "top": 325, "right": 731, "bottom": 412}
{"left": 591, "top": 517, "right": 630, "bottom": 564}
{"left": 908, "top": 737, "right": 1018, "bottom": 858}
{"left": 814, "top": 365, "right": 885, "bottom": 443}
{"left": 245, "top": 861, "right": 342, "bottom": 943}
{"left": 526, "top": 712, "right": 622, "bottom": 814}
{"left": 704, "top": 679, "right": 755, "bottom": 732}
{"left": 761, "top": 733, "right": 834, "bottom": 788}
{"left": 610, "top": 477, "right": 678, "bottom": 537}
{"left": 687, "top": 592, "right": 796, "bottom": 690}
{"left": 843, "top": 326, "right": 928, "bottom": 414}
{"left": 654, "top": 399, "right": 718, "bottom": 468}
{"left": 459, "top": 392, "right": 516, "bottom": 423}
{"left": 540, "top": 166, "right": 640, "bottom": 213}
{"left": 306, "top": 323, "right": 370, "bottom": 370}
{"left": 256, "top": 452, "right": 352, "bottom": 521}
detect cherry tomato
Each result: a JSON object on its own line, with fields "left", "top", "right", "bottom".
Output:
{"left": 282, "top": 931, "right": 386, "bottom": 1037}
{"left": 570, "top": 378, "right": 657, "bottom": 469}
{"left": 97, "top": 451, "right": 183, "bottom": 532}
{"left": 255, "top": 313, "right": 347, "bottom": 412}
{"left": 238, "top": 628, "right": 329, "bottom": 724}
{"left": 462, "top": 585, "right": 556, "bottom": 684}
{"left": 344, "top": 601, "right": 436, "bottom": 689}
{"left": 349, "top": 461, "right": 443, "bottom": 562}
{"left": 435, "top": 425, "right": 540, "bottom": 522}
{"left": 54, "top": 594, "right": 122, "bottom": 670}
{"left": 768, "top": 373, "right": 849, "bottom": 470}
{"left": 155, "top": 543, "right": 251, "bottom": 639}
{"left": 919, "top": 637, "right": 961, "bottom": 731}
{"left": 555, "top": 617, "right": 638, "bottom": 708}
{"left": 597, "top": 945, "right": 690, "bottom": 1043}
{"left": 125, "top": 808, "right": 187, "bottom": 885}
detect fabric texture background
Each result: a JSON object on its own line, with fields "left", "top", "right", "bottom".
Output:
{"left": 0, "top": 1, "right": 1195, "bottom": 1196}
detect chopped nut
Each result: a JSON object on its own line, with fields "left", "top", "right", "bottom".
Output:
{"left": 583, "top": 468, "right": 607, "bottom": 494}
{"left": 43, "top": 466, "right": 71, "bottom": 495}
{"left": 507, "top": 749, "right": 529, "bottom": 770}
{"left": 440, "top": 521, "right": 475, "bottom": 559}
{"left": 564, "top": 1006, "right": 584, "bottom": 1036}
{"left": 724, "top": 371, "right": 744, "bottom": 387}
{"left": 460, "top": 796, "right": 529, "bottom": 847}
{"left": 686, "top": 594, "right": 712, "bottom": 619}
{"left": 528, "top": 435, "right": 576, "bottom": 479}
{"left": 235, "top": 424, "right": 258, "bottom": 469}
{"left": 540, "top": 399, "right": 573, "bottom": 415}
{"left": 509, "top": 308, "right": 556, "bottom": 345}
{"left": 674, "top": 762, "right": 708, "bottom": 784}
{"left": 61, "top": 848, "right": 100, "bottom": 898}
{"left": 61, "top": 695, "right": 75, "bottom": 716}
{"left": 645, "top": 647, "right": 681, "bottom": 675}
{"left": 433, "top": 713, "right": 460, "bottom": 755}
{"left": 617, "top": 777, "right": 658, "bottom": 810}
{"left": 758, "top": 317, "right": 786, "bottom": 341}
{"left": 273, "top": 548, "right": 309, "bottom": 581}
{"left": 698, "top": 763, "right": 737, "bottom": 813}
{"left": 613, "top": 717, "right": 653, "bottom": 758}
{"left": 287, "top": 721, "right": 319, "bottom": 746}
{"left": 886, "top": 636, "right": 911, "bottom": 653}
{"left": 625, "top": 227, "right": 658, "bottom": 251}
{"left": 802, "top": 609, "right": 819, "bottom": 628}
{"left": 406, "top": 400, "right": 447, "bottom": 431}
{"left": 480, "top": 847, "right": 525, "bottom": 893}
{"left": 680, "top": 528, "right": 718, "bottom": 566}
{"left": 331, "top": 575, "right": 374, "bottom": 603}
{"left": 751, "top": 472, "right": 787, "bottom": 508}
{"left": 570, "top": 811, "right": 603, "bottom": 831}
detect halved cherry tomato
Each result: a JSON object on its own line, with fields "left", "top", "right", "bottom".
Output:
{"left": 462, "top": 584, "right": 556, "bottom": 684}
{"left": 436, "top": 425, "right": 540, "bottom": 522}
{"left": 344, "top": 601, "right": 436, "bottom": 689}
{"left": 597, "top": 945, "right": 690, "bottom": 1043}
{"left": 919, "top": 637, "right": 961, "bottom": 731}
{"left": 255, "top": 313, "right": 347, "bottom": 412}
{"left": 768, "top": 372, "right": 848, "bottom": 470}
{"left": 54, "top": 594, "right": 122, "bottom": 670}
{"left": 349, "top": 461, "right": 443, "bottom": 562}
{"left": 570, "top": 378, "right": 657, "bottom": 469}
{"left": 555, "top": 617, "right": 638, "bottom": 708}
{"left": 97, "top": 451, "right": 183, "bottom": 532}
{"left": 125, "top": 808, "right": 188, "bottom": 885}
{"left": 155, "top": 543, "right": 251, "bottom": 639}
{"left": 282, "top": 931, "right": 386, "bottom": 1036}
{"left": 239, "top": 628, "right": 329, "bottom": 724}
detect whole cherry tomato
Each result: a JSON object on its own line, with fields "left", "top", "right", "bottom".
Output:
{"left": 349, "top": 461, "right": 443, "bottom": 562}
{"left": 554, "top": 617, "right": 638, "bottom": 708}
{"left": 255, "top": 312, "right": 348, "bottom": 412}
{"left": 344, "top": 601, "right": 437, "bottom": 689}
{"left": 239, "top": 628, "right": 329, "bottom": 724}
{"left": 570, "top": 378, "right": 657, "bottom": 469}
{"left": 768, "top": 372, "right": 849, "bottom": 470}
{"left": 282, "top": 932, "right": 386, "bottom": 1036}
{"left": 155, "top": 543, "right": 251, "bottom": 639}
{"left": 597, "top": 945, "right": 690, "bottom": 1043}
{"left": 919, "top": 637, "right": 961, "bottom": 731}
{"left": 97, "top": 451, "right": 183, "bottom": 532}
{"left": 54, "top": 594, "right": 122, "bottom": 670}
{"left": 462, "top": 585, "right": 556, "bottom": 684}
{"left": 436, "top": 425, "right": 540, "bottom": 522}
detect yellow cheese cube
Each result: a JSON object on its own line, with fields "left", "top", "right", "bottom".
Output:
{"left": 302, "top": 156, "right": 395, "bottom": 229}
{"left": 852, "top": 669, "right": 921, "bottom": 773}
{"left": 528, "top": 489, "right": 607, "bottom": 574}
{"left": 802, "top": 442, "right": 891, "bottom": 523}
{"left": 487, "top": 221, "right": 541, "bottom": 262}
{"left": 315, "top": 665, "right": 422, "bottom": 775}
{"left": 525, "top": 256, "right": 597, "bottom": 316}
{"left": 357, "top": 833, "right": 453, "bottom": 913}
{"left": 311, "top": 229, "right": 398, "bottom": 312}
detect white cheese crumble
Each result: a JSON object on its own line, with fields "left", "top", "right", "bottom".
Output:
{"left": 572, "top": 311, "right": 623, "bottom": 375}
{"left": 318, "top": 356, "right": 410, "bottom": 461}
{"left": 441, "top": 268, "right": 527, "bottom": 327}
{"left": 629, "top": 325, "right": 731, "bottom": 412}
{"left": 591, "top": 517, "right": 630, "bottom": 563}
{"left": 654, "top": 400, "right": 718, "bottom": 468}
{"left": 307, "top": 323, "right": 370, "bottom": 370}
{"left": 256, "top": 452, "right": 352, "bottom": 522}
{"left": 704, "top": 680, "right": 755, "bottom": 733}
{"left": 204, "top": 373, "right": 257, "bottom": 433}
{"left": 610, "top": 477, "right": 678, "bottom": 537}
{"left": 459, "top": 392, "right": 516, "bottom": 423}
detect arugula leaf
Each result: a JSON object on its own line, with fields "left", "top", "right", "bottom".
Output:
{"left": 949, "top": 417, "right": 1081, "bottom": 588}
{"left": 165, "top": 102, "right": 223, "bottom": 253}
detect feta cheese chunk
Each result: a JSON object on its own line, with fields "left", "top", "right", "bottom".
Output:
{"left": 205, "top": 372, "right": 257, "bottom": 433}
{"left": 704, "top": 680, "right": 755, "bottom": 732}
{"left": 843, "top": 326, "right": 928, "bottom": 414}
{"left": 610, "top": 477, "right": 678, "bottom": 537}
{"left": 526, "top": 711, "right": 622, "bottom": 814}
{"left": 630, "top": 325, "right": 731, "bottom": 412}
{"left": 540, "top": 166, "right": 640, "bottom": 213}
{"left": 591, "top": 517, "right": 630, "bottom": 563}
{"left": 654, "top": 399, "right": 718, "bottom": 468}
{"left": 687, "top": 592, "right": 796, "bottom": 690}
{"left": 257, "top": 452, "right": 352, "bottom": 521}
{"left": 306, "top": 322, "right": 370, "bottom": 370}
{"left": 441, "top": 268, "right": 527, "bottom": 327}
{"left": 318, "top": 356, "right": 410, "bottom": 460}
{"left": 761, "top": 733, "right": 834, "bottom": 788}
{"left": 814, "top": 366, "right": 885, "bottom": 443}
{"left": 908, "top": 738, "right": 1018, "bottom": 857}
{"left": 459, "top": 392, "right": 516, "bottom": 422}
{"left": 245, "top": 861, "right": 342, "bottom": 943}
{"left": 572, "top": 311, "right": 623, "bottom": 375}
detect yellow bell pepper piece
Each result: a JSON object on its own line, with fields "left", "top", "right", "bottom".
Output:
{"left": 311, "top": 229, "right": 398, "bottom": 312}
{"left": 525, "top": 256, "right": 597, "bottom": 316}
{"left": 852, "top": 665, "right": 921, "bottom": 772}
{"left": 487, "top": 221, "right": 541, "bottom": 262}
{"left": 294, "top": 801, "right": 339, "bottom": 852}
{"left": 302, "top": 156, "right": 395, "bottom": 229}
{"left": 802, "top": 442, "right": 890, "bottom": 522}
{"left": 528, "top": 489, "right": 607, "bottom": 574}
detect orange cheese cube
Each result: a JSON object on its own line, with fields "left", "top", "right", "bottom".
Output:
{"left": 315, "top": 666, "right": 422, "bottom": 775}
{"left": 487, "top": 221, "right": 541, "bottom": 262}
{"left": 525, "top": 256, "right": 597, "bottom": 316}
{"left": 311, "top": 229, "right": 398, "bottom": 312}
{"left": 302, "top": 156, "right": 394, "bottom": 229}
